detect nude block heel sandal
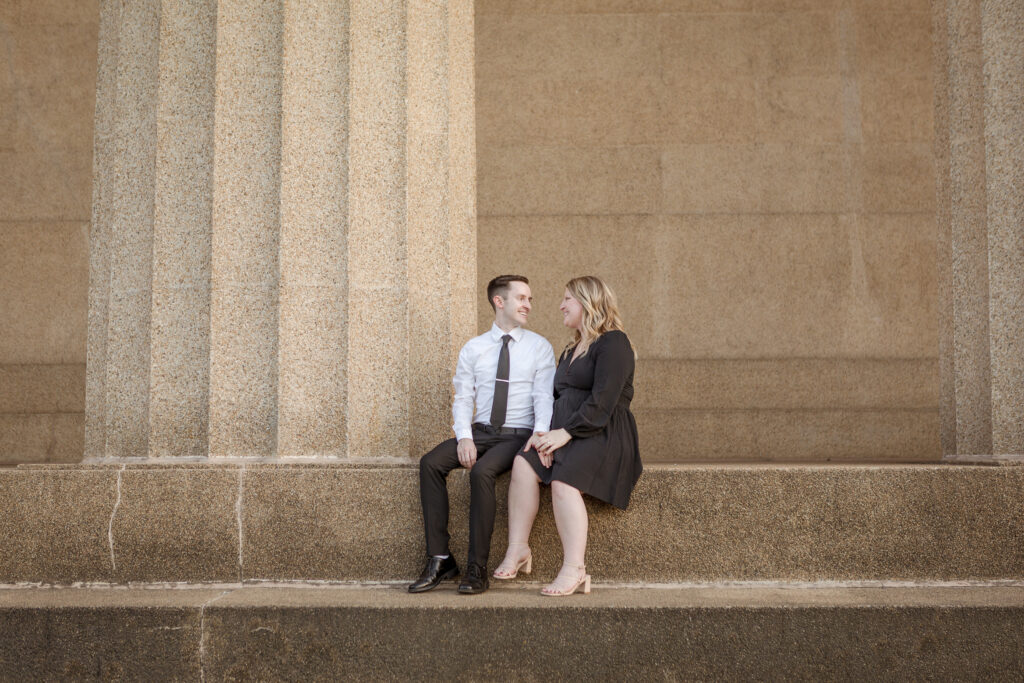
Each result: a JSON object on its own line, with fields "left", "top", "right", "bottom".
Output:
{"left": 493, "top": 543, "right": 533, "bottom": 580}
{"left": 541, "top": 564, "right": 591, "bottom": 596}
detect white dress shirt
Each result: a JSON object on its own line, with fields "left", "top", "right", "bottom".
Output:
{"left": 452, "top": 323, "right": 557, "bottom": 441}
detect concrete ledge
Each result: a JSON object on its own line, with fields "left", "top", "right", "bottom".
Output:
{"left": 2, "top": 463, "right": 1023, "bottom": 584}
{"left": 2, "top": 585, "right": 1023, "bottom": 680}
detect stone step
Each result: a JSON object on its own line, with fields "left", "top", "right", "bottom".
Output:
{"left": 2, "top": 584, "right": 1023, "bottom": 680}
{"left": 2, "top": 463, "right": 1023, "bottom": 585}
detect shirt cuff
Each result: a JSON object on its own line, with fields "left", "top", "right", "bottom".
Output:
{"left": 454, "top": 426, "right": 473, "bottom": 442}
{"left": 533, "top": 422, "right": 550, "bottom": 434}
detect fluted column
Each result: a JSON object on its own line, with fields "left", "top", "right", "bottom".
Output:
{"left": 208, "top": 0, "right": 284, "bottom": 457}
{"left": 85, "top": 0, "right": 120, "bottom": 459}
{"left": 406, "top": 0, "right": 477, "bottom": 456}
{"left": 276, "top": 0, "right": 349, "bottom": 457}
{"left": 345, "top": 0, "right": 410, "bottom": 459}
{"left": 935, "top": 0, "right": 1024, "bottom": 456}
{"left": 980, "top": 0, "right": 1024, "bottom": 453}
{"left": 149, "top": 0, "right": 217, "bottom": 458}
{"left": 87, "top": 0, "right": 161, "bottom": 459}
{"left": 87, "top": 0, "right": 475, "bottom": 460}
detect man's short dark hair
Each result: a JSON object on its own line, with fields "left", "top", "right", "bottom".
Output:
{"left": 486, "top": 275, "right": 529, "bottom": 311}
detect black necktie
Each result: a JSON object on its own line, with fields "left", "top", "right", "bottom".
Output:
{"left": 489, "top": 334, "right": 513, "bottom": 429}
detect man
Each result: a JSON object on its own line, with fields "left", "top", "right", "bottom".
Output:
{"left": 409, "top": 275, "right": 556, "bottom": 595}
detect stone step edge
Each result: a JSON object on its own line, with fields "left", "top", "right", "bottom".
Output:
{"left": 6, "top": 585, "right": 1023, "bottom": 681}
{"left": 5, "top": 579, "right": 1024, "bottom": 592}
{"left": 14, "top": 460, "right": 1017, "bottom": 468}
{"left": 3, "top": 583, "right": 1024, "bottom": 609}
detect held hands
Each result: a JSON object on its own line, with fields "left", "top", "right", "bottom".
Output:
{"left": 524, "top": 428, "right": 572, "bottom": 468}
{"left": 522, "top": 433, "right": 551, "bottom": 468}
{"left": 457, "top": 438, "right": 478, "bottom": 469}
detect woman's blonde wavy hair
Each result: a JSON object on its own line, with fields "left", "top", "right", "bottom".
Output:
{"left": 564, "top": 275, "right": 634, "bottom": 359}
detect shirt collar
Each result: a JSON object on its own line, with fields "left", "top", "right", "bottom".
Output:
{"left": 490, "top": 322, "right": 524, "bottom": 343}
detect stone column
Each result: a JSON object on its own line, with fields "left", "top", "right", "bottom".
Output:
{"left": 86, "top": 0, "right": 476, "bottom": 460}
{"left": 934, "top": 0, "right": 1024, "bottom": 456}
{"left": 149, "top": 0, "right": 217, "bottom": 458}
{"left": 208, "top": 0, "right": 283, "bottom": 458}
{"left": 276, "top": 0, "right": 349, "bottom": 458}
{"left": 87, "top": 0, "right": 161, "bottom": 460}
{"left": 980, "top": 0, "right": 1024, "bottom": 454}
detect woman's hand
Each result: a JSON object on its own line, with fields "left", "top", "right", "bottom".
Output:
{"left": 522, "top": 432, "right": 542, "bottom": 453}
{"left": 535, "top": 428, "right": 571, "bottom": 466}
{"left": 524, "top": 432, "right": 554, "bottom": 468}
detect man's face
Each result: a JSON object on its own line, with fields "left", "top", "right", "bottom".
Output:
{"left": 496, "top": 281, "right": 532, "bottom": 327}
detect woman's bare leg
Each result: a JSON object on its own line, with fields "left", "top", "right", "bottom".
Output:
{"left": 544, "top": 480, "right": 589, "bottom": 593}
{"left": 494, "top": 456, "right": 540, "bottom": 577}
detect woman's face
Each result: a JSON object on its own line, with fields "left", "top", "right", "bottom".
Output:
{"left": 560, "top": 289, "right": 583, "bottom": 330}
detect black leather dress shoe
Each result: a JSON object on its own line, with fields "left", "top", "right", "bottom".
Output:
{"left": 457, "top": 562, "right": 489, "bottom": 594}
{"left": 408, "top": 555, "right": 460, "bottom": 593}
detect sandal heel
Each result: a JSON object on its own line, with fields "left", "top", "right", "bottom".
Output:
{"left": 541, "top": 564, "right": 591, "bottom": 597}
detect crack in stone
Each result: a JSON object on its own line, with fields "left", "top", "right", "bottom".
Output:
{"left": 199, "top": 590, "right": 232, "bottom": 682}
{"left": 107, "top": 465, "right": 125, "bottom": 573}
{"left": 236, "top": 466, "right": 245, "bottom": 582}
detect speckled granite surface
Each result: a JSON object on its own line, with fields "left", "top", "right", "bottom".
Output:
{"left": 2, "top": 463, "right": 1022, "bottom": 585}
{"left": 2, "top": 584, "right": 1023, "bottom": 680}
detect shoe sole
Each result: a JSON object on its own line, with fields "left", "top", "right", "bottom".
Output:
{"left": 407, "top": 567, "right": 459, "bottom": 593}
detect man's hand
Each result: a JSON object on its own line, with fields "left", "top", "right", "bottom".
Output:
{"left": 457, "top": 438, "right": 477, "bottom": 469}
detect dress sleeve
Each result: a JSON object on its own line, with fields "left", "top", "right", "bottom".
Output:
{"left": 562, "top": 331, "right": 633, "bottom": 439}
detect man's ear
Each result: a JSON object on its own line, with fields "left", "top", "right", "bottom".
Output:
{"left": 492, "top": 295, "right": 504, "bottom": 310}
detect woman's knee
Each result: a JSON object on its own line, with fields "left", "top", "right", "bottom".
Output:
{"left": 551, "top": 480, "right": 581, "bottom": 501}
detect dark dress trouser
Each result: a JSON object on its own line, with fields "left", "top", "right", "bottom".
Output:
{"left": 419, "top": 426, "right": 529, "bottom": 567}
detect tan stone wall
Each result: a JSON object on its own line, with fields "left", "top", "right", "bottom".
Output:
{"left": 476, "top": 1, "right": 940, "bottom": 461}
{"left": 0, "top": 1, "right": 948, "bottom": 464}
{"left": 0, "top": 1, "right": 97, "bottom": 463}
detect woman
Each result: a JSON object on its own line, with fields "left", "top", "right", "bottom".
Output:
{"left": 493, "top": 275, "right": 641, "bottom": 596}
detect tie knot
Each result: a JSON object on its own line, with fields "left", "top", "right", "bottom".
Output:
{"left": 502, "top": 334, "right": 513, "bottom": 344}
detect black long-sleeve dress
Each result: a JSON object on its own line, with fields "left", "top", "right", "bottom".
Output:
{"left": 519, "top": 329, "right": 642, "bottom": 509}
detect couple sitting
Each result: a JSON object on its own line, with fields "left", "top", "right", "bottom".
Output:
{"left": 409, "top": 274, "right": 641, "bottom": 596}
